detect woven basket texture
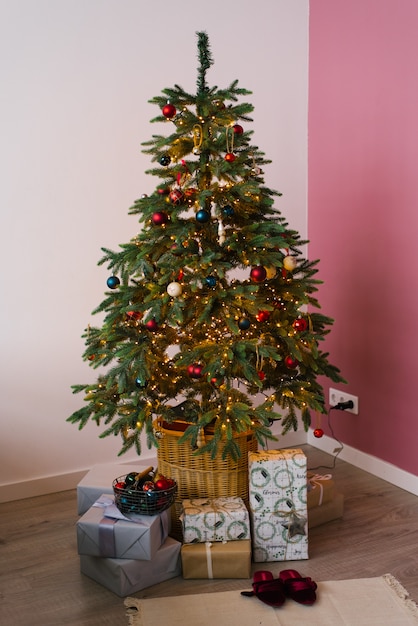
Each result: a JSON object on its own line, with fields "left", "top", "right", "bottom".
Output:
{"left": 155, "top": 420, "right": 258, "bottom": 540}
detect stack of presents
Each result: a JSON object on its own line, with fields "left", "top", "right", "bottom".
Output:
{"left": 76, "top": 449, "right": 344, "bottom": 596}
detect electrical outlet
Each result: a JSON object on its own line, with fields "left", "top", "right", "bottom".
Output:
{"left": 329, "top": 388, "right": 359, "bottom": 415}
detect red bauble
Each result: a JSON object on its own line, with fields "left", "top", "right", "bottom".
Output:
{"left": 250, "top": 266, "right": 267, "bottom": 282}
{"left": 169, "top": 188, "right": 184, "bottom": 204}
{"left": 284, "top": 355, "right": 299, "bottom": 369}
{"left": 257, "top": 371, "right": 265, "bottom": 381}
{"left": 256, "top": 310, "right": 270, "bottom": 322}
{"left": 293, "top": 318, "right": 308, "bottom": 332}
{"left": 313, "top": 428, "right": 324, "bottom": 438}
{"left": 145, "top": 319, "right": 158, "bottom": 332}
{"left": 157, "top": 187, "right": 170, "bottom": 195}
{"left": 142, "top": 481, "right": 155, "bottom": 492}
{"left": 187, "top": 363, "right": 203, "bottom": 378}
{"left": 114, "top": 481, "right": 125, "bottom": 490}
{"left": 224, "top": 152, "right": 236, "bottom": 162}
{"left": 162, "top": 103, "right": 176, "bottom": 119}
{"left": 152, "top": 211, "right": 169, "bottom": 226}
{"left": 233, "top": 124, "right": 244, "bottom": 134}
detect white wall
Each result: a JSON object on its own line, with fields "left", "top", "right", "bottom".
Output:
{"left": 0, "top": 0, "right": 309, "bottom": 500}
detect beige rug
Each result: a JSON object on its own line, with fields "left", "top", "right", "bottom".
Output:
{"left": 124, "top": 574, "right": 418, "bottom": 625}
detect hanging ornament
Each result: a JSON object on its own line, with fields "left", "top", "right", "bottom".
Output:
{"left": 218, "top": 219, "right": 226, "bottom": 245}
{"left": 196, "top": 427, "right": 206, "bottom": 449}
{"left": 284, "top": 355, "right": 299, "bottom": 369}
{"left": 265, "top": 266, "right": 277, "bottom": 279}
{"left": 196, "top": 208, "right": 210, "bottom": 223}
{"left": 157, "top": 186, "right": 170, "bottom": 195}
{"left": 283, "top": 255, "right": 297, "bottom": 271}
{"left": 167, "top": 282, "right": 182, "bottom": 297}
{"left": 169, "top": 188, "right": 184, "bottom": 205}
{"left": 293, "top": 318, "right": 308, "bottom": 332}
{"left": 257, "top": 371, "right": 265, "bottom": 381}
{"left": 192, "top": 124, "right": 203, "bottom": 154}
{"left": 159, "top": 154, "right": 171, "bottom": 166}
{"left": 135, "top": 377, "right": 147, "bottom": 388}
{"left": 233, "top": 123, "right": 244, "bottom": 135}
{"left": 106, "top": 275, "right": 120, "bottom": 289}
{"left": 222, "top": 205, "right": 234, "bottom": 217}
{"left": 187, "top": 363, "right": 203, "bottom": 378}
{"left": 205, "top": 276, "right": 217, "bottom": 287}
{"left": 250, "top": 266, "right": 267, "bottom": 282}
{"left": 238, "top": 317, "right": 250, "bottom": 330}
{"left": 224, "top": 127, "right": 236, "bottom": 162}
{"left": 250, "top": 153, "right": 262, "bottom": 176}
{"left": 177, "top": 268, "right": 184, "bottom": 280}
{"left": 256, "top": 310, "right": 270, "bottom": 323}
{"left": 145, "top": 319, "right": 159, "bottom": 332}
{"left": 152, "top": 211, "right": 169, "bottom": 226}
{"left": 313, "top": 428, "right": 324, "bottom": 438}
{"left": 162, "top": 102, "right": 176, "bottom": 119}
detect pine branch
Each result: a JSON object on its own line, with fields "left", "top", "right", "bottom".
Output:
{"left": 196, "top": 31, "right": 214, "bottom": 94}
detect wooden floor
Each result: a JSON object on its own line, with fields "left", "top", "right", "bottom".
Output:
{"left": 1, "top": 445, "right": 417, "bottom": 626}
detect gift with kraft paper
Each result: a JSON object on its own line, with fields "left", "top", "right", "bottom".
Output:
{"left": 181, "top": 539, "right": 252, "bottom": 579}
{"left": 76, "top": 494, "right": 170, "bottom": 560}
{"left": 307, "top": 472, "right": 335, "bottom": 509}
{"left": 248, "top": 448, "right": 308, "bottom": 562}
{"left": 180, "top": 496, "right": 250, "bottom": 544}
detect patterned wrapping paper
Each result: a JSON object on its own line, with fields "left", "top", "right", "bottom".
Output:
{"left": 248, "top": 449, "right": 308, "bottom": 562}
{"left": 180, "top": 497, "right": 250, "bottom": 544}
{"left": 181, "top": 539, "right": 252, "bottom": 579}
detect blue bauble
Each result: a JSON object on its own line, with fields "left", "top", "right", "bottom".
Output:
{"left": 196, "top": 209, "right": 210, "bottom": 223}
{"left": 238, "top": 317, "right": 250, "bottom": 330}
{"left": 106, "top": 275, "right": 120, "bottom": 289}
{"left": 223, "top": 205, "right": 234, "bottom": 217}
{"left": 135, "top": 377, "right": 147, "bottom": 388}
{"left": 205, "top": 276, "right": 217, "bottom": 287}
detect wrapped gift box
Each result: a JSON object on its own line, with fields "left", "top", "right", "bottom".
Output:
{"left": 80, "top": 536, "right": 181, "bottom": 597}
{"left": 308, "top": 492, "right": 344, "bottom": 528}
{"left": 77, "top": 494, "right": 170, "bottom": 560}
{"left": 248, "top": 449, "right": 308, "bottom": 562}
{"left": 181, "top": 539, "right": 251, "bottom": 579}
{"left": 180, "top": 497, "right": 250, "bottom": 544}
{"left": 77, "top": 463, "right": 153, "bottom": 515}
{"left": 307, "top": 472, "right": 335, "bottom": 509}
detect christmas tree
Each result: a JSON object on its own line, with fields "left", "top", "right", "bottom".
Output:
{"left": 68, "top": 32, "right": 344, "bottom": 460}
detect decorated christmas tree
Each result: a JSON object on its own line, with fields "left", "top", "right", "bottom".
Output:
{"left": 68, "top": 32, "right": 344, "bottom": 460}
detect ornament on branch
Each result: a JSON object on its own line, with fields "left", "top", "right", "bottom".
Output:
{"left": 238, "top": 317, "right": 250, "bottom": 330}
{"left": 205, "top": 276, "right": 217, "bottom": 287}
{"left": 145, "top": 319, "right": 159, "bottom": 332}
{"left": 187, "top": 363, "right": 203, "bottom": 378}
{"left": 222, "top": 205, "right": 234, "bottom": 217}
{"left": 159, "top": 154, "right": 171, "bottom": 166}
{"left": 167, "top": 282, "right": 182, "bottom": 297}
{"left": 135, "top": 377, "right": 147, "bottom": 388}
{"left": 284, "top": 355, "right": 299, "bottom": 369}
{"left": 192, "top": 124, "right": 203, "bottom": 155}
{"left": 196, "top": 208, "right": 211, "bottom": 223}
{"left": 233, "top": 123, "right": 244, "bottom": 135}
{"left": 250, "top": 265, "right": 267, "bottom": 282}
{"left": 313, "top": 428, "right": 324, "bottom": 438}
{"left": 106, "top": 275, "right": 120, "bottom": 289}
{"left": 256, "top": 310, "right": 270, "bottom": 323}
{"left": 152, "top": 211, "right": 169, "bottom": 226}
{"left": 169, "top": 188, "right": 184, "bottom": 205}
{"left": 293, "top": 318, "right": 308, "bottom": 332}
{"left": 218, "top": 219, "right": 226, "bottom": 244}
{"left": 283, "top": 255, "right": 297, "bottom": 272}
{"left": 224, "top": 126, "right": 236, "bottom": 162}
{"left": 162, "top": 102, "right": 176, "bottom": 119}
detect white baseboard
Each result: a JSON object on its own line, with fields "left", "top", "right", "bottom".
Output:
{"left": 0, "top": 457, "right": 158, "bottom": 504}
{"left": 1, "top": 433, "right": 417, "bottom": 502}
{"left": 307, "top": 430, "right": 418, "bottom": 497}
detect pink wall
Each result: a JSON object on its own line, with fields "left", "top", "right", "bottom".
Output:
{"left": 308, "top": 0, "right": 418, "bottom": 475}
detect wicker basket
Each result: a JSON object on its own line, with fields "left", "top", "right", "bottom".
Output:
{"left": 155, "top": 420, "right": 258, "bottom": 539}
